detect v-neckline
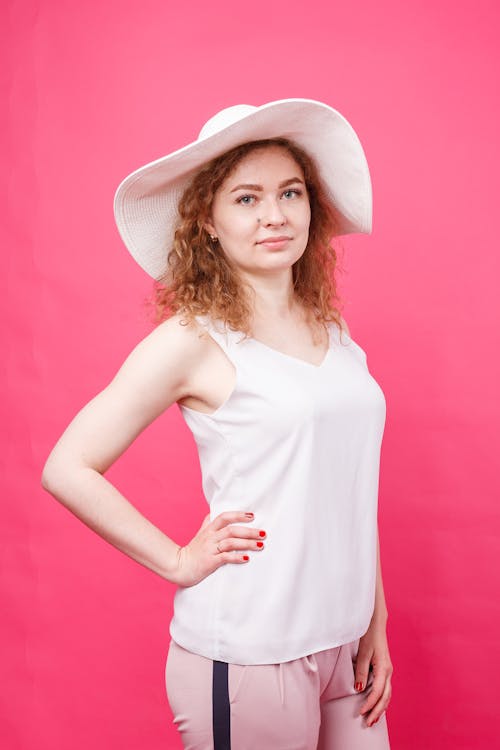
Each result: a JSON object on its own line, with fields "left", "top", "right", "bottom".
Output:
{"left": 247, "top": 322, "right": 333, "bottom": 369}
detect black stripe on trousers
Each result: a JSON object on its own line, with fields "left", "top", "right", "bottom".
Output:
{"left": 212, "top": 659, "right": 231, "bottom": 749}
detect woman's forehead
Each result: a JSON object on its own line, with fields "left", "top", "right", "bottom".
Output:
{"left": 222, "top": 146, "right": 303, "bottom": 187}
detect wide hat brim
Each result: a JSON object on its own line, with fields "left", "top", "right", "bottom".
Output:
{"left": 113, "top": 98, "right": 373, "bottom": 280}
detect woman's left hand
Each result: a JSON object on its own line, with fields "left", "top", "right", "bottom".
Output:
{"left": 353, "top": 616, "right": 393, "bottom": 727}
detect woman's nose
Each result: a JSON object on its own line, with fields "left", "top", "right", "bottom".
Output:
{"left": 260, "top": 198, "right": 287, "bottom": 225}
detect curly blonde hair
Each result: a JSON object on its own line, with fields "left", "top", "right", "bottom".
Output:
{"left": 144, "top": 137, "right": 347, "bottom": 340}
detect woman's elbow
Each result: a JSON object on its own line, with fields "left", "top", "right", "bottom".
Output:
{"left": 40, "top": 449, "right": 80, "bottom": 495}
{"left": 40, "top": 452, "right": 63, "bottom": 494}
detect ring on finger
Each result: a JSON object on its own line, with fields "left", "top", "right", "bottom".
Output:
{"left": 216, "top": 543, "right": 222, "bottom": 553}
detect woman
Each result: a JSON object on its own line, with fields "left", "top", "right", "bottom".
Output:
{"left": 42, "top": 99, "right": 393, "bottom": 749}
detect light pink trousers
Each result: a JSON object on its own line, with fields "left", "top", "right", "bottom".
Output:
{"left": 165, "top": 637, "right": 391, "bottom": 749}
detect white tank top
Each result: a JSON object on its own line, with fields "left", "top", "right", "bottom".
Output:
{"left": 169, "top": 314, "right": 386, "bottom": 665}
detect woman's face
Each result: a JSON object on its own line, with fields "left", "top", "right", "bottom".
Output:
{"left": 205, "top": 146, "right": 311, "bottom": 277}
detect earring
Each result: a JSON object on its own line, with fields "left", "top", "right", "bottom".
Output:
{"left": 209, "top": 234, "right": 218, "bottom": 241}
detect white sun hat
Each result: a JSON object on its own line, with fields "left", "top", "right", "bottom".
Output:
{"left": 113, "top": 98, "right": 372, "bottom": 280}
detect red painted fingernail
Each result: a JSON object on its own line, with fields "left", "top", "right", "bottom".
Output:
{"left": 355, "top": 682, "right": 363, "bottom": 691}
{"left": 256, "top": 541, "right": 264, "bottom": 547}
{"left": 243, "top": 555, "right": 249, "bottom": 561}
{"left": 373, "top": 717, "right": 379, "bottom": 724}
{"left": 245, "top": 513, "right": 254, "bottom": 518}
{"left": 259, "top": 530, "right": 266, "bottom": 537}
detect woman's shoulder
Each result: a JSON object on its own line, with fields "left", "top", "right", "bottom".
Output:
{"left": 153, "top": 311, "right": 213, "bottom": 357}
{"left": 106, "top": 312, "right": 213, "bottom": 406}
{"left": 338, "top": 314, "right": 350, "bottom": 337}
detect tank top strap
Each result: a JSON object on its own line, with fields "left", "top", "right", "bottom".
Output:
{"left": 194, "top": 314, "right": 246, "bottom": 364}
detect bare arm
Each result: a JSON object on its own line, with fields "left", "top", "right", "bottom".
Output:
{"left": 41, "top": 314, "right": 204, "bottom": 585}
{"left": 372, "top": 527, "right": 389, "bottom": 624}
{"left": 339, "top": 315, "right": 389, "bottom": 624}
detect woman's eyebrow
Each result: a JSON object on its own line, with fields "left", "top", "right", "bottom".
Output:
{"left": 229, "top": 177, "right": 304, "bottom": 193}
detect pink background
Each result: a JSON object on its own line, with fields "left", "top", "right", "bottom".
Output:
{"left": 2, "top": 1, "right": 499, "bottom": 748}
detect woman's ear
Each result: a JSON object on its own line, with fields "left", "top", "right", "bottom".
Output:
{"left": 204, "top": 218, "right": 217, "bottom": 238}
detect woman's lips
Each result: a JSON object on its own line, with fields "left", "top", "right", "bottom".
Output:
{"left": 257, "top": 237, "right": 291, "bottom": 249}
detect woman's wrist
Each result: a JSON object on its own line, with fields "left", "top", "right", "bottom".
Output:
{"left": 370, "top": 604, "right": 388, "bottom": 627}
{"left": 161, "top": 543, "right": 183, "bottom": 585}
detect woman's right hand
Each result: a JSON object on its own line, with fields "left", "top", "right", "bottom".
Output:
{"left": 172, "top": 511, "right": 266, "bottom": 587}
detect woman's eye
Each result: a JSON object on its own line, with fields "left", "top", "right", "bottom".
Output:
{"left": 236, "top": 195, "right": 256, "bottom": 205}
{"left": 236, "top": 189, "right": 302, "bottom": 205}
{"left": 283, "top": 189, "right": 302, "bottom": 199}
